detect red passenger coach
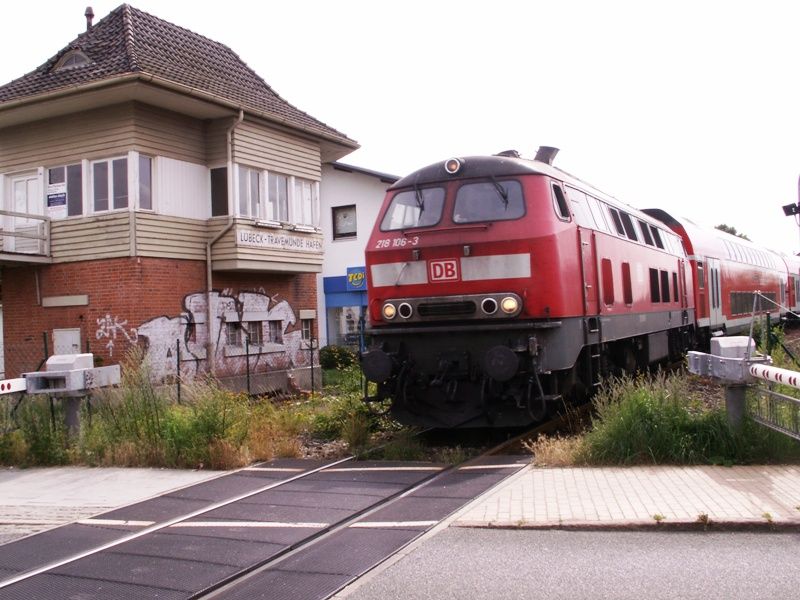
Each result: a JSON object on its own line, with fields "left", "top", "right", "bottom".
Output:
{"left": 780, "top": 252, "right": 800, "bottom": 318}
{"left": 360, "top": 148, "right": 696, "bottom": 427}
{"left": 643, "top": 210, "right": 786, "bottom": 343}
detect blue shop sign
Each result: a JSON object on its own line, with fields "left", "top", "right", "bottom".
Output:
{"left": 346, "top": 266, "right": 367, "bottom": 291}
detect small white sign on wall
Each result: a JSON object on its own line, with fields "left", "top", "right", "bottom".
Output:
{"left": 46, "top": 181, "right": 67, "bottom": 220}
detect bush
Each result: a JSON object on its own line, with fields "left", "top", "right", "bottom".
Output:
{"left": 0, "top": 345, "right": 404, "bottom": 468}
{"left": 578, "top": 373, "right": 800, "bottom": 465}
{"left": 319, "top": 345, "right": 357, "bottom": 369}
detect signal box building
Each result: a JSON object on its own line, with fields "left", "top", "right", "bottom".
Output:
{"left": 0, "top": 5, "right": 358, "bottom": 388}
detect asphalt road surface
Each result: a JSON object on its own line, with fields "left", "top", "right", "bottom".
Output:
{"left": 341, "top": 528, "right": 800, "bottom": 600}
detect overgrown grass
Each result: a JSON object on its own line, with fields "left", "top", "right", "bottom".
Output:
{"left": 529, "top": 371, "right": 800, "bottom": 466}
{"left": 0, "top": 353, "right": 405, "bottom": 469}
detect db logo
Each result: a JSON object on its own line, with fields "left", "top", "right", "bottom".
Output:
{"left": 429, "top": 259, "right": 459, "bottom": 282}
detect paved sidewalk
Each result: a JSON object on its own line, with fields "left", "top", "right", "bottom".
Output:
{"left": 0, "top": 466, "right": 219, "bottom": 542}
{"left": 455, "top": 465, "right": 800, "bottom": 529}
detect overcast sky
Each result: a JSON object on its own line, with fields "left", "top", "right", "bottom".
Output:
{"left": 2, "top": 1, "right": 800, "bottom": 254}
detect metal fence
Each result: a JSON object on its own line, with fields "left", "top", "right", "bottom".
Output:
{"left": 749, "top": 387, "right": 800, "bottom": 441}
{"left": 747, "top": 362, "right": 800, "bottom": 441}
{"left": 1, "top": 332, "right": 320, "bottom": 402}
{"left": 168, "top": 336, "right": 320, "bottom": 403}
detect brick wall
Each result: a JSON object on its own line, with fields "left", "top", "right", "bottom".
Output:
{"left": 1, "top": 257, "right": 318, "bottom": 378}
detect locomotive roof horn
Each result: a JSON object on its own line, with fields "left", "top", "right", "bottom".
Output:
{"left": 534, "top": 146, "right": 559, "bottom": 165}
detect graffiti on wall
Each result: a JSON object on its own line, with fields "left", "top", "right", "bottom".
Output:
{"left": 136, "top": 289, "right": 309, "bottom": 382}
{"left": 96, "top": 314, "right": 139, "bottom": 357}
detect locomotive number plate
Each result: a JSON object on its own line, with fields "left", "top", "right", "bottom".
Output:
{"left": 429, "top": 259, "right": 460, "bottom": 282}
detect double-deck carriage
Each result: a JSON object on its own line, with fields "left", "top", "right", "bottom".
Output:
{"left": 644, "top": 210, "right": 786, "bottom": 343}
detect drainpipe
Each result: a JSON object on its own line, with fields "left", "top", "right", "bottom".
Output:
{"left": 206, "top": 109, "right": 244, "bottom": 375}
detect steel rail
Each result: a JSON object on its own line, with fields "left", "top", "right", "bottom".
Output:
{"left": 199, "top": 431, "right": 535, "bottom": 599}
{"left": 0, "top": 455, "right": 356, "bottom": 590}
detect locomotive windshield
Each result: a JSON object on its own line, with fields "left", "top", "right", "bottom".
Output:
{"left": 453, "top": 179, "right": 525, "bottom": 223}
{"left": 380, "top": 186, "right": 445, "bottom": 230}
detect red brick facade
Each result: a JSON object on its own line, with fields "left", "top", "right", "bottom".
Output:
{"left": 2, "top": 257, "right": 319, "bottom": 379}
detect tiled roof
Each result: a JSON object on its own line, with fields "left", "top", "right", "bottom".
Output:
{"left": 0, "top": 4, "right": 356, "bottom": 147}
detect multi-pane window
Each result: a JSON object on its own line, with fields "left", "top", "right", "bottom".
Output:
{"left": 268, "top": 320, "right": 283, "bottom": 344}
{"left": 245, "top": 321, "right": 262, "bottom": 346}
{"left": 225, "top": 322, "right": 241, "bottom": 346}
{"left": 49, "top": 154, "right": 151, "bottom": 217}
{"left": 92, "top": 157, "right": 128, "bottom": 212}
{"left": 333, "top": 205, "right": 357, "bottom": 239}
{"left": 301, "top": 319, "right": 313, "bottom": 342}
{"left": 238, "top": 165, "right": 261, "bottom": 218}
{"left": 48, "top": 164, "right": 83, "bottom": 217}
{"left": 268, "top": 173, "right": 289, "bottom": 222}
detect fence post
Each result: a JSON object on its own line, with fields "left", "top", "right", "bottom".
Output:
{"left": 725, "top": 384, "right": 747, "bottom": 429}
{"left": 245, "top": 334, "right": 251, "bottom": 396}
{"left": 176, "top": 338, "right": 181, "bottom": 404}
{"left": 311, "top": 335, "right": 316, "bottom": 396}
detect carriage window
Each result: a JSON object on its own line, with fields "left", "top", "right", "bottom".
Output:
{"left": 622, "top": 262, "right": 633, "bottom": 305}
{"left": 380, "top": 187, "right": 445, "bottom": 230}
{"left": 454, "top": 180, "right": 525, "bottom": 223}
{"left": 672, "top": 272, "right": 679, "bottom": 302}
{"left": 697, "top": 262, "right": 705, "bottom": 289}
{"left": 650, "top": 268, "right": 661, "bottom": 302}
{"left": 602, "top": 258, "right": 614, "bottom": 306}
{"left": 552, "top": 184, "right": 570, "bottom": 221}
{"left": 650, "top": 226, "right": 664, "bottom": 249}
{"left": 638, "top": 220, "right": 654, "bottom": 245}
{"left": 608, "top": 207, "right": 625, "bottom": 236}
{"left": 565, "top": 186, "right": 596, "bottom": 228}
{"left": 661, "top": 270, "right": 670, "bottom": 303}
{"left": 586, "top": 195, "right": 611, "bottom": 232}
{"left": 619, "top": 211, "right": 638, "bottom": 241}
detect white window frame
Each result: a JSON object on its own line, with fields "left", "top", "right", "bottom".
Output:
{"left": 137, "top": 154, "right": 154, "bottom": 211}
{"left": 237, "top": 164, "right": 263, "bottom": 219}
{"left": 46, "top": 162, "right": 84, "bottom": 219}
{"left": 267, "top": 171, "right": 290, "bottom": 222}
{"left": 90, "top": 155, "right": 130, "bottom": 214}
{"left": 293, "top": 177, "right": 319, "bottom": 227}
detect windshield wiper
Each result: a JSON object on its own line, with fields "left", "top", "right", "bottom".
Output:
{"left": 489, "top": 176, "right": 508, "bottom": 209}
{"left": 414, "top": 184, "right": 426, "bottom": 213}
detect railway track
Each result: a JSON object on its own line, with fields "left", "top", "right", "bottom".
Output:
{"left": 0, "top": 437, "right": 532, "bottom": 599}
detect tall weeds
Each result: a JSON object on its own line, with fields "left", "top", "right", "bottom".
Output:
{"left": 578, "top": 372, "right": 800, "bottom": 465}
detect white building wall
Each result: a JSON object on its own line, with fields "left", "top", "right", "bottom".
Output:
{"left": 317, "top": 163, "right": 396, "bottom": 347}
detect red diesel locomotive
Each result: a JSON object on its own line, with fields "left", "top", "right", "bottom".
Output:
{"left": 360, "top": 148, "right": 791, "bottom": 427}
{"left": 360, "top": 147, "right": 699, "bottom": 427}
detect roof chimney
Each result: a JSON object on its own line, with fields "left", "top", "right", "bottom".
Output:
{"left": 85, "top": 6, "right": 94, "bottom": 31}
{"left": 534, "top": 146, "right": 559, "bottom": 165}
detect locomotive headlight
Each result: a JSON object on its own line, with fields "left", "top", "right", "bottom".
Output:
{"left": 500, "top": 296, "right": 520, "bottom": 314}
{"left": 382, "top": 303, "right": 397, "bottom": 320}
{"left": 444, "top": 158, "right": 462, "bottom": 174}
{"left": 398, "top": 302, "right": 413, "bottom": 319}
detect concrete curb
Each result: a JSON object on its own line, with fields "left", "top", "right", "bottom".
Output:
{"left": 454, "top": 518, "right": 800, "bottom": 532}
